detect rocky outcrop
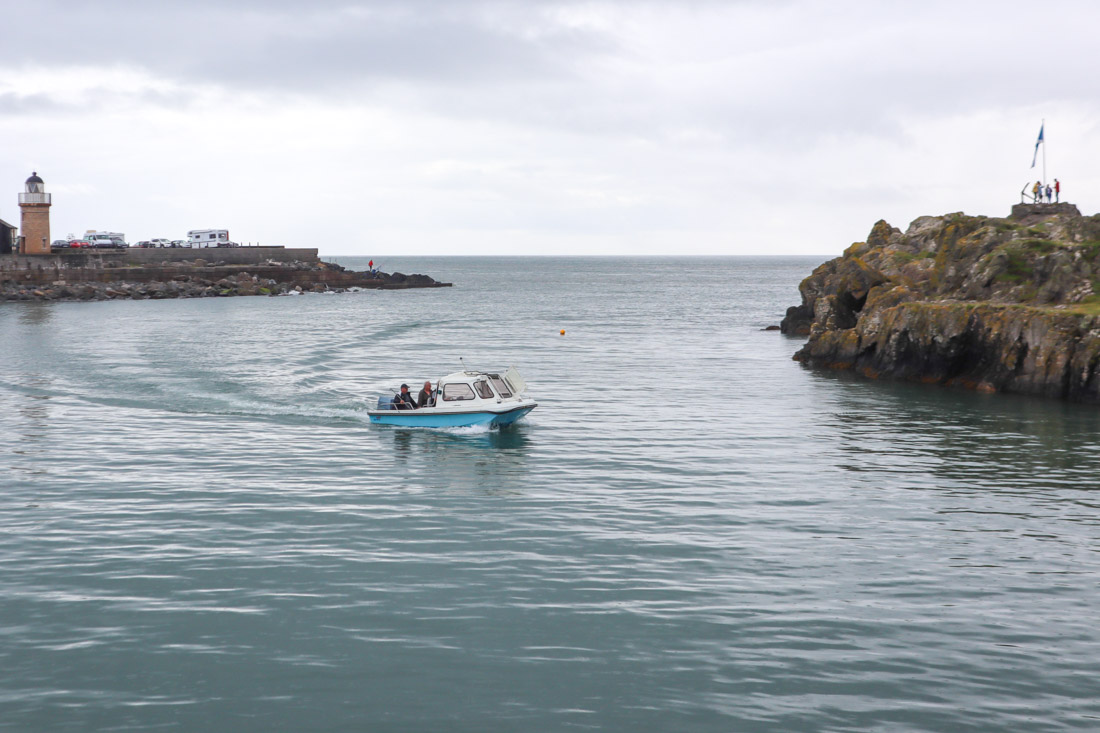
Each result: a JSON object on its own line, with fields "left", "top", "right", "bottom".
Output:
{"left": 782, "top": 204, "right": 1100, "bottom": 401}
{"left": 0, "top": 259, "right": 451, "bottom": 302}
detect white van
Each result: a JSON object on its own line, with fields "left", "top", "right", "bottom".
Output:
{"left": 187, "top": 229, "right": 237, "bottom": 248}
{"left": 84, "top": 230, "right": 126, "bottom": 248}
{"left": 86, "top": 234, "right": 121, "bottom": 248}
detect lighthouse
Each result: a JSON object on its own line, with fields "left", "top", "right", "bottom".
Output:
{"left": 19, "top": 172, "right": 52, "bottom": 255}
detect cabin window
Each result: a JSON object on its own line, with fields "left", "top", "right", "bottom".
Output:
{"left": 442, "top": 383, "right": 475, "bottom": 401}
{"left": 489, "top": 376, "right": 512, "bottom": 398}
{"left": 474, "top": 380, "right": 494, "bottom": 399}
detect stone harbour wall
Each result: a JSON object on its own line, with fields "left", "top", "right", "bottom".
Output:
{"left": 0, "top": 256, "right": 450, "bottom": 302}
{"left": 2, "top": 246, "right": 320, "bottom": 270}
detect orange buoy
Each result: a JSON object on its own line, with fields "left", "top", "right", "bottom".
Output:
{"left": 560, "top": 329, "right": 566, "bottom": 335}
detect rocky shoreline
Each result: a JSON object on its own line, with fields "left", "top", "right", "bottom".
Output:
{"left": 781, "top": 203, "right": 1100, "bottom": 402}
{"left": 0, "top": 257, "right": 450, "bottom": 302}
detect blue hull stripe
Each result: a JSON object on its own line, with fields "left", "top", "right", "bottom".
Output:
{"left": 368, "top": 406, "right": 534, "bottom": 428}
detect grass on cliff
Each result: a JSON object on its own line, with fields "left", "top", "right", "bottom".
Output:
{"left": 1061, "top": 282, "right": 1100, "bottom": 315}
{"left": 1079, "top": 241, "right": 1100, "bottom": 260}
{"left": 1057, "top": 300, "right": 1100, "bottom": 316}
{"left": 992, "top": 239, "right": 1068, "bottom": 285}
{"left": 995, "top": 247, "right": 1034, "bottom": 283}
{"left": 891, "top": 250, "right": 936, "bottom": 265}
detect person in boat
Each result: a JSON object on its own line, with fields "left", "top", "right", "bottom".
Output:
{"left": 417, "top": 381, "right": 434, "bottom": 408}
{"left": 394, "top": 384, "right": 417, "bottom": 410}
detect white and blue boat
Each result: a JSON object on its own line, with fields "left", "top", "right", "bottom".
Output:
{"left": 368, "top": 366, "right": 537, "bottom": 428}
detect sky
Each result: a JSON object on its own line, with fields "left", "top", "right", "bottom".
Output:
{"left": 1, "top": 0, "right": 1097, "bottom": 256}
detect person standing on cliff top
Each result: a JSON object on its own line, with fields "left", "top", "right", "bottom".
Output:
{"left": 1055, "top": 179, "right": 1061, "bottom": 202}
{"left": 1033, "top": 181, "right": 1042, "bottom": 203}
{"left": 1046, "top": 184, "right": 1053, "bottom": 203}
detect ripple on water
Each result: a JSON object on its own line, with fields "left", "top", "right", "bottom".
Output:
{"left": 1, "top": 258, "right": 1099, "bottom": 731}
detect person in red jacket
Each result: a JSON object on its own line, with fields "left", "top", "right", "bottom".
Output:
{"left": 1054, "top": 179, "right": 1061, "bottom": 203}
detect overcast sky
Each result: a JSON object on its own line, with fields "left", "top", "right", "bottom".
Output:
{"left": 1, "top": 0, "right": 1097, "bottom": 256}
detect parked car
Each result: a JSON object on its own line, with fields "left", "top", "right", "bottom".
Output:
{"left": 170, "top": 240, "right": 187, "bottom": 248}
{"left": 69, "top": 240, "right": 91, "bottom": 248}
{"left": 150, "top": 238, "right": 171, "bottom": 247}
{"left": 52, "top": 239, "right": 71, "bottom": 249}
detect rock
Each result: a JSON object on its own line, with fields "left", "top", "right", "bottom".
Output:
{"left": 785, "top": 206, "right": 1100, "bottom": 402}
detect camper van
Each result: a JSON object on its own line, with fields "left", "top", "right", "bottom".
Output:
{"left": 84, "top": 230, "right": 127, "bottom": 248}
{"left": 187, "top": 229, "right": 237, "bottom": 248}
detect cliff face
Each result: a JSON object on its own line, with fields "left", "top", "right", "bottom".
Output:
{"left": 782, "top": 204, "right": 1100, "bottom": 401}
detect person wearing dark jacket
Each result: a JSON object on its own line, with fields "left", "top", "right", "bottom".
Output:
{"left": 417, "top": 381, "right": 434, "bottom": 408}
{"left": 394, "top": 384, "right": 417, "bottom": 410}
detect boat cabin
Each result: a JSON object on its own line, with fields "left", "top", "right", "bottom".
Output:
{"left": 439, "top": 372, "right": 515, "bottom": 403}
{"left": 380, "top": 368, "right": 527, "bottom": 411}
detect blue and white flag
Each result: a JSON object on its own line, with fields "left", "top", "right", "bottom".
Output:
{"left": 1031, "top": 123, "right": 1044, "bottom": 168}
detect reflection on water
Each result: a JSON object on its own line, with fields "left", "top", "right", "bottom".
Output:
{"left": 7, "top": 375, "right": 52, "bottom": 480}
{"left": 16, "top": 301, "right": 54, "bottom": 326}
{"left": 386, "top": 424, "right": 532, "bottom": 491}
{"left": 820, "top": 368, "right": 1100, "bottom": 495}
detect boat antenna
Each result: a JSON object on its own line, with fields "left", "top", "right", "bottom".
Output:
{"left": 459, "top": 357, "right": 469, "bottom": 372}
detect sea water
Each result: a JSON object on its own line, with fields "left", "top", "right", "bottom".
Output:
{"left": 1, "top": 257, "right": 1098, "bottom": 732}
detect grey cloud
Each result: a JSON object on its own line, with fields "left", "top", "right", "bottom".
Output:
{"left": 6, "top": 1, "right": 1100, "bottom": 180}
{"left": 5, "top": 0, "right": 613, "bottom": 91}
{"left": 0, "top": 92, "right": 69, "bottom": 117}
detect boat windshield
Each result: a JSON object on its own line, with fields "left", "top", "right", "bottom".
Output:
{"left": 442, "top": 383, "right": 476, "bottom": 401}
{"left": 474, "top": 380, "right": 494, "bottom": 399}
{"left": 489, "top": 375, "right": 512, "bottom": 398}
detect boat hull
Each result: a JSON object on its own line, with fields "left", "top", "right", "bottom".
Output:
{"left": 368, "top": 403, "right": 535, "bottom": 428}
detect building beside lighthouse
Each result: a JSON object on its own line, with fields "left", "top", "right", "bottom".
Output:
{"left": 0, "top": 216, "right": 15, "bottom": 254}
{"left": 18, "top": 171, "right": 52, "bottom": 255}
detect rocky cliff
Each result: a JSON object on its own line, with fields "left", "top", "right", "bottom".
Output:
{"left": 781, "top": 203, "right": 1100, "bottom": 401}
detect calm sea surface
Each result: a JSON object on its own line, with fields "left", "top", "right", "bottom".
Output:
{"left": 2, "top": 256, "right": 1099, "bottom": 732}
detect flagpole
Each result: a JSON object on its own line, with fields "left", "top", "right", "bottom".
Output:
{"left": 1042, "top": 118, "right": 1046, "bottom": 187}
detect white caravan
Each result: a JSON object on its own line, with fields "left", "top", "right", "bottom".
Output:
{"left": 187, "top": 229, "right": 236, "bottom": 248}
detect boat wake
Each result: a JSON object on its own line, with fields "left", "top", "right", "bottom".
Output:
{"left": 441, "top": 423, "right": 494, "bottom": 436}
